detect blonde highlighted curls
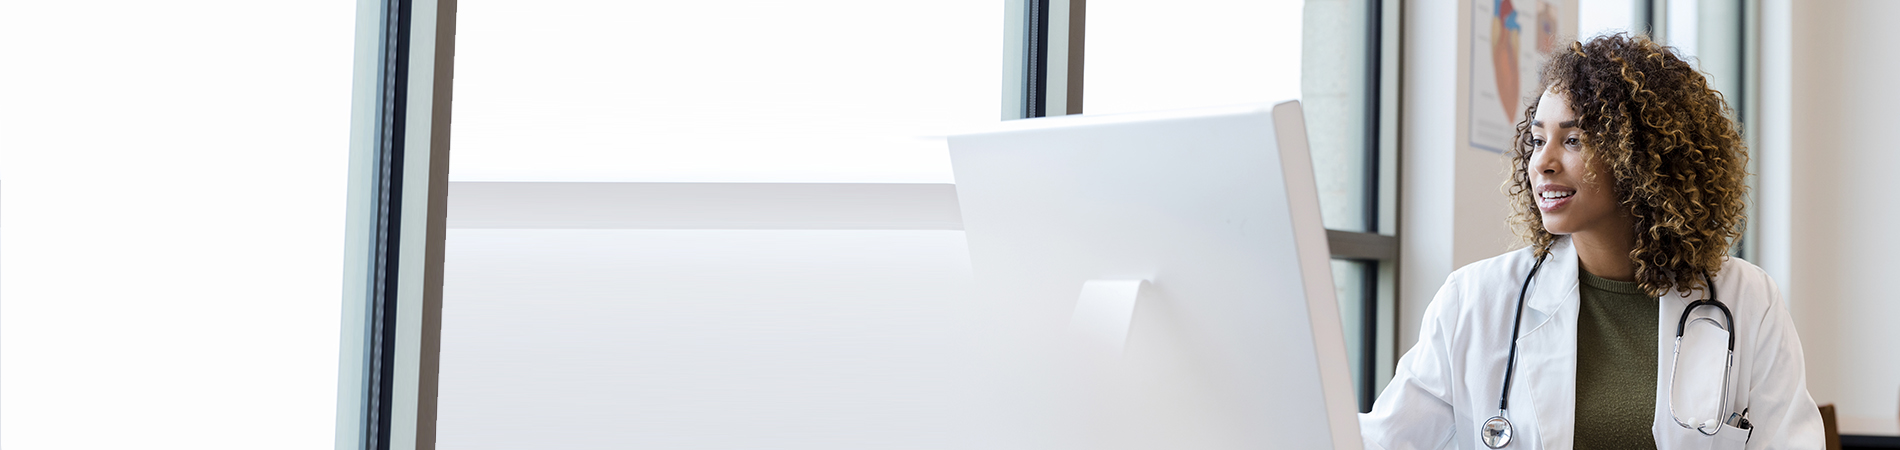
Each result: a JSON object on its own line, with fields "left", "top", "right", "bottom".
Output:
{"left": 1506, "top": 33, "right": 1749, "bottom": 297}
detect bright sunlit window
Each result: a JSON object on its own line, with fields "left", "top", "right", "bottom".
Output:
{"left": 0, "top": 2, "right": 354, "bottom": 448}
{"left": 449, "top": 1, "right": 1001, "bottom": 183}
{"left": 1083, "top": 0, "right": 1304, "bottom": 115}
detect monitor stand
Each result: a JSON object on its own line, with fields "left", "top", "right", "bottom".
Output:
{"left": 1068, "top": 279, "right": 1149, "bottom": 355}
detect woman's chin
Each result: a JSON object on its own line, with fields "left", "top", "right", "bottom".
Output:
{"left": 1538, "top": 221, "right": 1576, "bottom": 236}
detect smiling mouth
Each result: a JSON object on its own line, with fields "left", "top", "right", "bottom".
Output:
{"left": 1537, "top": 189, "right": 1575, "bottom": 211}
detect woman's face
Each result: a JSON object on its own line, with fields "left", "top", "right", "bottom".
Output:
{"left": 1527, "top": 91, "right": 1626, "bottom": 236}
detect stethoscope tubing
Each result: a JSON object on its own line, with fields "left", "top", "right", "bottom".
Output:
{"left": 1676, "top": 297, "right": 1735, "bottom": 350}
{"left": 1497, "top": 253, "right": 1547, "bottom": 412}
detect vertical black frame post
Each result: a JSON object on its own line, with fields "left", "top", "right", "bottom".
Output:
{"left": 1024, "top": 0, "right": 1050, "bottom": 118}
{"left": 364, "top": 0, "right": 413, "bottom": 448}
{"left": 1636, "top": 0, "right": 1659, "bottom": 38}
{"left": 1357, "top": 0, "right": 1386, "bottom": 416}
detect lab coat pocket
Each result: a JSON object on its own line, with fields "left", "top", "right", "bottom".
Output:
{"left": 1655, "top": 423, "right": 1737, "bottom": 450}
{"left": 1656, "top": 426, "right": 1751, "bottom": 450}
{"left": 1712, "top": 426, "right": 1751, "bottom": 450}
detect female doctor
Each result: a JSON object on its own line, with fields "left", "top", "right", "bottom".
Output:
{"left": 1357, "top": 34, "right": 1823, "bottom": 449}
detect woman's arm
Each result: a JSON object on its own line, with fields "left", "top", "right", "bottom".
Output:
{"left": 1741, "top": 272, "right": 1825, "bottom": 449}
{"left": 1360, "top": 276, "right": 1464, "bottom": 450}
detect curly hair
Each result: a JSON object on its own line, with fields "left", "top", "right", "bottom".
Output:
{"left": 1506, "top": 33, "right": 1749, "bottom": 297}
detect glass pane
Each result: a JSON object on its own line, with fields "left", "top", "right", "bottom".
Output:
{"left": 1089, "top": 0, "right": 1372, "bottom": 232}
{"left": 1579, "top": 0, "right": 1637, "bottom": 39}
{"left": 0, "top": 2, "right": 353, "bottom": 447}
{"left": 1688, "top": 0, "right": 1743, "bottom": 110}
{"left": 1332, "top": 259, "right": 1370, "bottom": 411}
{"left": 449, "top": 1, "right": 1000, "bottom": 183}
{"left": 1084, "top": 0, "right": 1302, "bottom": 114}
{"left": 1667, "top": 0, "right": 1699, "bottom": 62}
{"left": 1302, "top": 0, "right": 1374, "bottom": 231}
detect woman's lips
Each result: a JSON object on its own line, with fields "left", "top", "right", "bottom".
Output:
{"left": 1538, "top": 193, "right": 1572, "bottom": 212}
{"left": 1535, "top": 184, "right": 1575, "bottom": 212}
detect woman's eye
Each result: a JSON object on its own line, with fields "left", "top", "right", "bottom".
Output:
{"left": 1565, "top": 137, "right": 1580, "bottom": 146}
{"left": 1530, "top": 138, "right": 1546, "bottom": 147}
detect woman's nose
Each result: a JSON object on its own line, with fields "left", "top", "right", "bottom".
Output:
{"left": 1531, "top": 143, "right": 1560, "bottom": 174}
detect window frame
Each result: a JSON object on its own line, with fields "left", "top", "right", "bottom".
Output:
{"left": 337, "top": 0, "right": 457, "bottom": 448}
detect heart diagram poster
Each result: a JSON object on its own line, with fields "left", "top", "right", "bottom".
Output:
{"left": 1470, "top": 0, "right": 1561, "bottom": 153}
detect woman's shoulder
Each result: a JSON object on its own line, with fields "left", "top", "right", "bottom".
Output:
{"left": 1424, "top": 244, "right": 1550, "bottom": 317}
{"left": 1446, "top": 243, "right": 1549, "bottom": 287}
{"left": 1709, "top": 256, "right": 1785, "bottom": 317}
{"left": 1715, "top": 256, "right": 1772, "bottom": 284}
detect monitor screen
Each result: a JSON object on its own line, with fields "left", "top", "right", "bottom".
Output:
{"left": 948, "top": 101, "right": 1362, "bottom": 449}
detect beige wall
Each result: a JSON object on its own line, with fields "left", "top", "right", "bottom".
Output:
{"left": 1775, "top": 0, "right": 1900, "bottom": 435}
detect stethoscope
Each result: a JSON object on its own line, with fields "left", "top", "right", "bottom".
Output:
{"left": 1479, "top": 254, "right": 1738, "bottom": 449}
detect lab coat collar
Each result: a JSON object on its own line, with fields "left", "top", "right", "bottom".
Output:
{"left": 1521, "top": 236, "right": 1581, "bottom": 335}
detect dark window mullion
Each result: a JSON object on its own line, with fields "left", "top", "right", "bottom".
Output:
{"left": 365, "top": 0, "right": 412, "bottom": 449}
{"left": 1024, "top": 0, "right": 1050, "bottom": 118}
{"left": 1359, "top": 259, "right": 1380, "bottom": 413}
{"left": 1361, "top": 0, "right": 1385, "bottom": 414}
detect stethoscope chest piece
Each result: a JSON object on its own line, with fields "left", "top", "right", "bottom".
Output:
{"left": 1482, "top": 414, "right": 1513, "bottom": 448}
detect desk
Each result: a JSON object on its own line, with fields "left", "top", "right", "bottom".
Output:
{"left": 1845, "top": 435, "right": 1900, "bottom": 450}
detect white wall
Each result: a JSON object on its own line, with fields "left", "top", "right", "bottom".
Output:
{"left": 1775, "top": 0, "right": 1900, "bottom": 435}
{"left": 1400, "top": 0, "right": 1462, "bottom": 355}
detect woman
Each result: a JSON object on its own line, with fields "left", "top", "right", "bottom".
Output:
{"left": 1357, "top": 34, "right": 1822, "bottom": 449}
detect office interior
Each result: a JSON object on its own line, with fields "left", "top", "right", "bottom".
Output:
{"left": 0, "top": 0, "right": 1895, "bottom": 448}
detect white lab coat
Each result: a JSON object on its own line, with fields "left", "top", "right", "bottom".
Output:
{"left": 1359, "top": 236, "right": 1823, "bottom": 450}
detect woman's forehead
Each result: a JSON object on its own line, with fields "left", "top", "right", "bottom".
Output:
{"left": 1533, "top": 91, "right": 1577, "bottom": 122}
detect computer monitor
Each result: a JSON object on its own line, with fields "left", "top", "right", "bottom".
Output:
{"left": 947, "top": 101, "right": 1361, "bottom": 449}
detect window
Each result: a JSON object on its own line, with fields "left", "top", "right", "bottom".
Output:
{"left": 435, "top": 1, "right": 999, "bottom": 447}
{"left": 397, "top": 1, "right": 1403, "bottom": 445}
{"left": 1083, "top": 1, "right": 1303, "bottom": 116}
{"left": 449, "top": 1, "right": 1000, "bottom": 183}
{"left": 1304, "top": 0, "right": 1401, "bottom": 413}
{"left": 0, "top": 2, "right": 354, "bottom": 447}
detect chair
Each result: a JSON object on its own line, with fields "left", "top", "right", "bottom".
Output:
{"left": 1820, "top": 403, "right": 1840, "bottom": 450}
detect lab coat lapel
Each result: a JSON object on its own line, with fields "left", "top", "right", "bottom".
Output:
{"left": 1520, "top": 237, "right": 1581, "bottom": 449}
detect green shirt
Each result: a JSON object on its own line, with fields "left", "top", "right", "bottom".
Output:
{"left": 1574, "top": 270, "right": 1659, "bottom": 450}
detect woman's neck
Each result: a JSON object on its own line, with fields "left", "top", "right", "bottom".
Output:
{"left": 1571, "top": 225, "right": 1637, "bottom": 282}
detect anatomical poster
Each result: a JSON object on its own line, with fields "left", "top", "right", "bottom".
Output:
{"left": 1470, "top": 0, "right": 1561, "bottom": 153}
